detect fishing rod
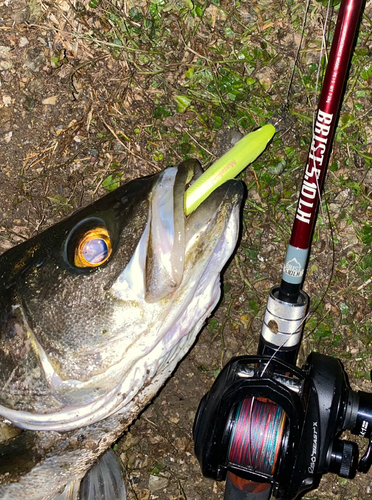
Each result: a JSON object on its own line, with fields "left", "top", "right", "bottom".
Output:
{"left": 193, "top": 0, "right": 372, "bottom": 498}
{"left": 260, "top": 0, "right": 366, "bottom": 365}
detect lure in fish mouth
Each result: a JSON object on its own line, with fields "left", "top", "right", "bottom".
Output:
{"left": 0, "top": 159, "right": 243, "bottom": 434}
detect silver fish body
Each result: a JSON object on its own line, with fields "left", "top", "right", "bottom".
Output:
{"left": 0, "top": 160, "right": 242, "bottom": 499}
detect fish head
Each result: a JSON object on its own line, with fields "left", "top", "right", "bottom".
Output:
{"left": 0, "top": 160, "right": 243, "bottom": 431}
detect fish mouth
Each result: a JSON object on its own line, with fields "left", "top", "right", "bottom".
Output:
{"left": 137, "top": 159, "right": 244, "bottom": 304}
{"left": 0, "top": 161, "right": 243, "bottom": 431}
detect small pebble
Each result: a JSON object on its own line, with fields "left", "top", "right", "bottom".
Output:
{"left": 2, "top": 95, "right": 11, "bottom": 106}
{"left": 19, "top": 37, "right": 29, "bottom": 47}
{"left": 148, "top": 474, "right": 169, "bottom": 492}
{"left": 3, "top": 131, "right": 12, "bottom": 143}
{"left": 42, "top": 96, "right": 58, "bottom": 105}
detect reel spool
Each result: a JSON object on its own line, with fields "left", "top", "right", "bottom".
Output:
{"left": 228, "top": 398, "right": 286, "bottom": 476}
{"left": 194, "top": 353, "right": 372, "bottom": 500}
{"left": 193, "top": 356, "right": 304, "bottom": 497}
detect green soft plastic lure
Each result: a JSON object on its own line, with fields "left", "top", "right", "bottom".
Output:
{"left": 185, "top": 124, "right": 276, "bottom": 215}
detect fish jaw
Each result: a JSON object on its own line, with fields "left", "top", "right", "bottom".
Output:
{"left": 0, "top": 162, "right": 242, "bottom": 431}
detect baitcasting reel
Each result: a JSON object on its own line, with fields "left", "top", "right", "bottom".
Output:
{"left": 193, "top": 352, "right": 372, "bottom": 499}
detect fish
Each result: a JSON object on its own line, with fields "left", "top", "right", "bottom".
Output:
{"left": 0, "top": 159, "right": 243, "bottom": 499}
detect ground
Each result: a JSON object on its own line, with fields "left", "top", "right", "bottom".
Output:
{"left": 1, "top": 0, "right": 372, "bottom": 499}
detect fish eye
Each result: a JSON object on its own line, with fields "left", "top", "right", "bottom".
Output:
{"left": 74, "top": 228, "right": 112, "bottom": 268}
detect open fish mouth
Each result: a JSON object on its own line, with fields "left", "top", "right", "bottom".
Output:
{"left": 0, "top": 160, "right": 243, "bottom": 431}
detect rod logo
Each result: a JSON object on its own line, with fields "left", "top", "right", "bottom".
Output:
{"left": 283, "top": 257, "right": 304, "bottom": 278}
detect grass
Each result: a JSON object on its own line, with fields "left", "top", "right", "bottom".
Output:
{"left": 61, "top": 0, "right": 280, "bottom": 164}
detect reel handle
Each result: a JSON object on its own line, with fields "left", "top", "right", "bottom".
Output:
{"left": 348, "top": 390, "right": 372, "bottom": 473}
{"left": 358, "top": 434, "right": 372, "bottom": 473}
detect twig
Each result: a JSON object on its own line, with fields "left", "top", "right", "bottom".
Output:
{"left": 101, "top": 118, "right": 160, "bottom": 171}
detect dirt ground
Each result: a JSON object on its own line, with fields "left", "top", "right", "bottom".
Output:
{"left": 1, "top": 0, "right": 372, "bottom": 499}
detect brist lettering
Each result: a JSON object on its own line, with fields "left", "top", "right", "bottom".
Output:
{"left": 295, "top": 109, "right": 333, "bottom": 225}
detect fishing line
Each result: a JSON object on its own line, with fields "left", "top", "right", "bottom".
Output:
{"left": 247, "top": 0, "right": 335, "bottom": 456}
{"left": 270, "top": 0, "right": 338, "bottom": 356}
{"left": 285, "top": 0, "right": 312, "bottom": 105}
{"left": 228, "top": 397, "right": 286, "bottom": 474}
{"left": 194, "top": 1, "right": 369, "bottom": 495}
{"left": 312, "top": 0, "right": 333, "bottom": 224}
{"left": 303, "top": 0, "right": 338, "bottom": 329}
{"left": 312, "top": 0, "right": 332, "bottom": 121}
{"left": 269, "top": 0, "right": 313, "bottom": 129}
{"left": 261, "top": 0, "right": 336, "bottom": 365}
{"left": 225, "top": 0, "right": 342, "bottom": 479}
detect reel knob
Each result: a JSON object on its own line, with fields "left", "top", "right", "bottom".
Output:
{"left": 328, "top": 439, "right": 358, "bottom": 479}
